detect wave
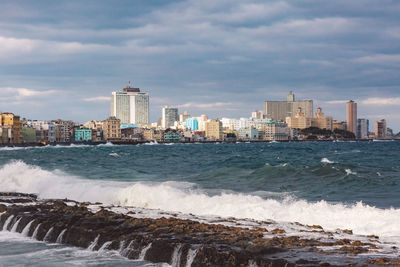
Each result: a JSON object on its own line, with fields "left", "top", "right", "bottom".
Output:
{"left": 321, "top": 158, "right": 335, "bottom": 164}
{"left": 1, "top": 161, "right": 400, "bottom": 237}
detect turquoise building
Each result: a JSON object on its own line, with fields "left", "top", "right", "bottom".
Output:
{"left": 185, "top": 117, "right": 199, "bottom": 130}
{"left": 74, "top": 128, "right": 92, "bottom": 142}
{"left": 163, "top": 130, "right": 180, "bottom": 143}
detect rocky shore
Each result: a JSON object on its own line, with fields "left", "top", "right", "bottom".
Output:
{"left": 0, "top": 192, "right": 398, "bottom": 266}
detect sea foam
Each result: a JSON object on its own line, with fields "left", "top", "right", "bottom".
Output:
{"left": 1, "top": 160, "right": 400, "bottom": 238}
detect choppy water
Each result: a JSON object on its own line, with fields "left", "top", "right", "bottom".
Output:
{"left": 0, "top": 141, "right": 400, "bottom": 265}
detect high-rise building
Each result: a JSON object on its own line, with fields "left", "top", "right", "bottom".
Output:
{"left": 264, "top": 92, "right": 313, "bottom": 121}
{"left": 179, "top": 111, "right": 190, "bottom": 123}
{"left": 251, "top": 110, "right": 263, "bottom": 119}
{"left": 111, "top": 83, "right": 149, "bottom": 125}
{"left": 357, "top": 119, "right": 369, "bottom": 139}
{"left": 205, "top": 119, "right": 223, "bottom": 140}
{"left": 375, "top": 119, "right": 387, "bottom": 139}
{"left": 346, "top": 100, "right": 357, "bottom": 136}
{"left": 162, "top": 106, "right": 179, "bottom": 129}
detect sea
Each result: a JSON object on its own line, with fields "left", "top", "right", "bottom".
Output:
{"left": 0, "top": 141, "right": 400, "bottom": 266}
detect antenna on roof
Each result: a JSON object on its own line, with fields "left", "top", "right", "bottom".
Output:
{"left": 128, "top": 81, "right": 131, "bottom": 88}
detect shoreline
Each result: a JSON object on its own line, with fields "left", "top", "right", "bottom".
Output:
{"left": 1, "top": 192, "right": 399, "bottom": 266}
{"left": 0, "top": 138, "right": 399, "bottom": 148}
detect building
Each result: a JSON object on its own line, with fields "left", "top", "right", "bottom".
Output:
{"left": 238, "top": 126, "right": 259, "bottom": 140}
{"left": 375, "top": 119, "right": 387, "bottom": 139}
{"left": 262, "top": 121, "right": 290, "bottom": 141}
{"left": 179, "top": 111, "right": 190, "bottom": 123}
{"left": 164, "top": 130, "right": 180, "bottom": 143}
{"left": 103, "top": 116, "right": 121, "bottom": 140}
{"left": 221, "top": 118, "right": 247, "bottom": 130}
{"left": 285, "top": 107, "right": 312, "bottom": 129}
{"left": 251, "top": 110, "right": 263, "bottom": 119}
{"left": 0, "top": 113, "right": 21, "bottom": 143}
{"left": 121, "top": 127, "right": 143, "bottom": 140}
{"left": 346, "top": 100, "right": 357, "bottom": 136}
{"left": 48, "top": 123, "right": 56, "bottom": 143}
{"left": 333, "top": 120, "right": 347, "bottom": 131}
{"left": 74, "top": 128, "right": 92, "bottom": 142}
{"left": 142, "top": 129, "right": 155, "bottom": 141}
{"left": 357, "top": 119, "right": 369, "bottom": 139}
{"left": 111, "top": 83, "right": 149, "bottom": 125}
{"left": 311, "top": 107, "right": 333, "bottom": 130}
{"left": 185, "top": 117, "right": 199, "bottom": 130}
{"left": 205, "top": 119, "right": 223, "bottom": 140}
{"left": 162, "top": 106, "right": 179, "bottom": 129}
{"left": 264, "top": 92, "right": 313, "bottom": 121}
{"left": 21, "top": 127, "right": 37, "bottom": 143}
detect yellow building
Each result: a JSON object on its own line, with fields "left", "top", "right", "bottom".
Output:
{"left": 333, "top": 120, "right": 346, "bottom": 131}
{"left": 0, "top": 113, "right": 21, "bottom": 143}
{"left": 311, "top": 108, "right": 333, "bottom": 130}
{"left": 103, "top": 116, "right": 121, "bottom": 140}
{"left": 286, "top": 107, "right": 312, "bottom": 129}
{"left": 286, "top": 107, "right": 333, "bottom": 130}
{"left": 205, "top": 119, "right": 223, "bottom": 140}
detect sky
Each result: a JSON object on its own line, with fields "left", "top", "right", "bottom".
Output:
{"left": 0, "top": 0, "right": 399, "bottom": 131}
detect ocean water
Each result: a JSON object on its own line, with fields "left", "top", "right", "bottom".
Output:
{"left": 0, "top": 141, "right": 400, "bottom": 265}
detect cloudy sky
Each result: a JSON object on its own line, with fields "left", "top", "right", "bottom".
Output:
{"left": 1, "top": 0, "right": 399, "bottom": 131}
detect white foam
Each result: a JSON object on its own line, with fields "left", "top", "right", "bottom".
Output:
{"left": 1, "top": 161, "right": 400, "bottom": 239}
{"left": 321, "top": 158, "right": 335, "bottom": 164}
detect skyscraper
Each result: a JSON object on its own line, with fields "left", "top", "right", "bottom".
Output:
{"left": 111, "top": 83, "right": 149, "bottom": 125}
{"left": 162, "top": 106, "right": 179, "bottom": 129}
{"left": 357, "top": 119, "right": 369, "bottom": 139}
{"left": 264, "top": 92, "right": 313, "bottom": 121}
{"left": 375, "top": 119, "right": 387, "bottom": 139}
{"left": 346, "top": 100, "right": 357, "bottom": 137}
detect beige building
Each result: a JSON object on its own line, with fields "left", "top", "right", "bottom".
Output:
{"left": 347, "top": 100, "right": 357, "bottom": 136}
{"left": 262, "top": 121, "right": 290, "bottom": 141}
{"left": 142, "top": 129, "right": 155, "bottom": 141}
{"left": 375, "top": 119, "right": 387, "bottom": 139}
{"left": 333, "top": 120, "right": 347, "bottom": 131}
{"left": 311, "top": 108, "right": 333, "bottom": 130}
{"left": 103, "top": 116, "right": 121, "bottom": 140}
{"left": 205, "top": 119, "right": 223, "bottom": 140}
{"left": 286, "top": 107, "right": 312, "bottom": 129}
{"left": 264, "top": 92, "right": 313, "bottom": 121}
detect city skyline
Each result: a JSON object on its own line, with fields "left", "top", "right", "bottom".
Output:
{"left": 0, "top": 1, "right": 399, "bottom": 130}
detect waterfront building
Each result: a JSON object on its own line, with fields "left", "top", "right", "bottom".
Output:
{"left": 221, "top": 118, "right": 247, "bottom": 131}
{"left": 357, "top": 119, "right": 369, "bottom": 139}
{"left": 311, "top": 107, "right": 333, "bottom": 130}
{"left": 162, "top": 106, "right": 179, "bottom": 129}
{"left": 375, "top": 119, "right": 387, "bottom": 139}
{"left": 238, "top": 126, "right": 259, "bottom": 140}
{"left": 0, "top": 113, "right": 21, "bottom": 143}
{"left": 121, "top": 127, "right": 143, "bottom": 140}
{"left": 103, "top": 116, "right": 121, "bottom": 140}
{"left": 205, "top": 119, "right": 223, "bottom": 140}
{"left": 142, "top": 129, "right": 155, "bottom": 141}
{"left": 262, "top": 121, "right": 290, "bottom": 141}
{"left": 84, "top": 120, "right": 104, "bottom": 141}
{"left": 54, "top": 120, "right": 75, "bottom": 143}
{"left": 48, "top": 123, "right": 56, "bottom": 143}
{"left": 185, "top": 117, "right": 199, "bottom": 130}
{"left": 74, "top": 128, "right": 92, "bottom": 142}
{"left": 333, "top": 120, "right": 347, "bottom": 131}
{"left": 285, "top": 107, "right": 312, "bottom": 129}
{"left": 111, "top": 83, "right": 149, "bottom": 125}
{"left": 164, "top": 130, "right": 180, "bottom": 143}
{"left": 21, "top": 127, "right": 37, "bottom": 143}
{"left": 154, "top": 130, "right": 165, "bottom": 142}
{"left": 179, "top": 111, "right": 190, "bottom": 123}
{"left": 264, "top": 92, "right": 313, "bottom": 121}
{"left": 346, "top": 100, "right": 357, "bottom": 136}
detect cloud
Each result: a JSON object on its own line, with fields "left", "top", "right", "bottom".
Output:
{"left": 0, "top": 87, "right": 57, "bottom": 100}
{"left": 353, "top": 54, "right": 400, "bottom": 65}
{"left": 324, "top": 100, "right": 349, "bottom": 105}
{"left": 178, "top": 102, "right": 233, "bottom": 109}
{"left": 83, "top": 96, "right": 110, "bottom": 102}
{"left": 361, "top": 97, "right": 400, "bottom": 106}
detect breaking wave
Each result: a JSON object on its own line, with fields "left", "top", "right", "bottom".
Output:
{"left": 1, "top": 161, "right": 400, "bottom": 237}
